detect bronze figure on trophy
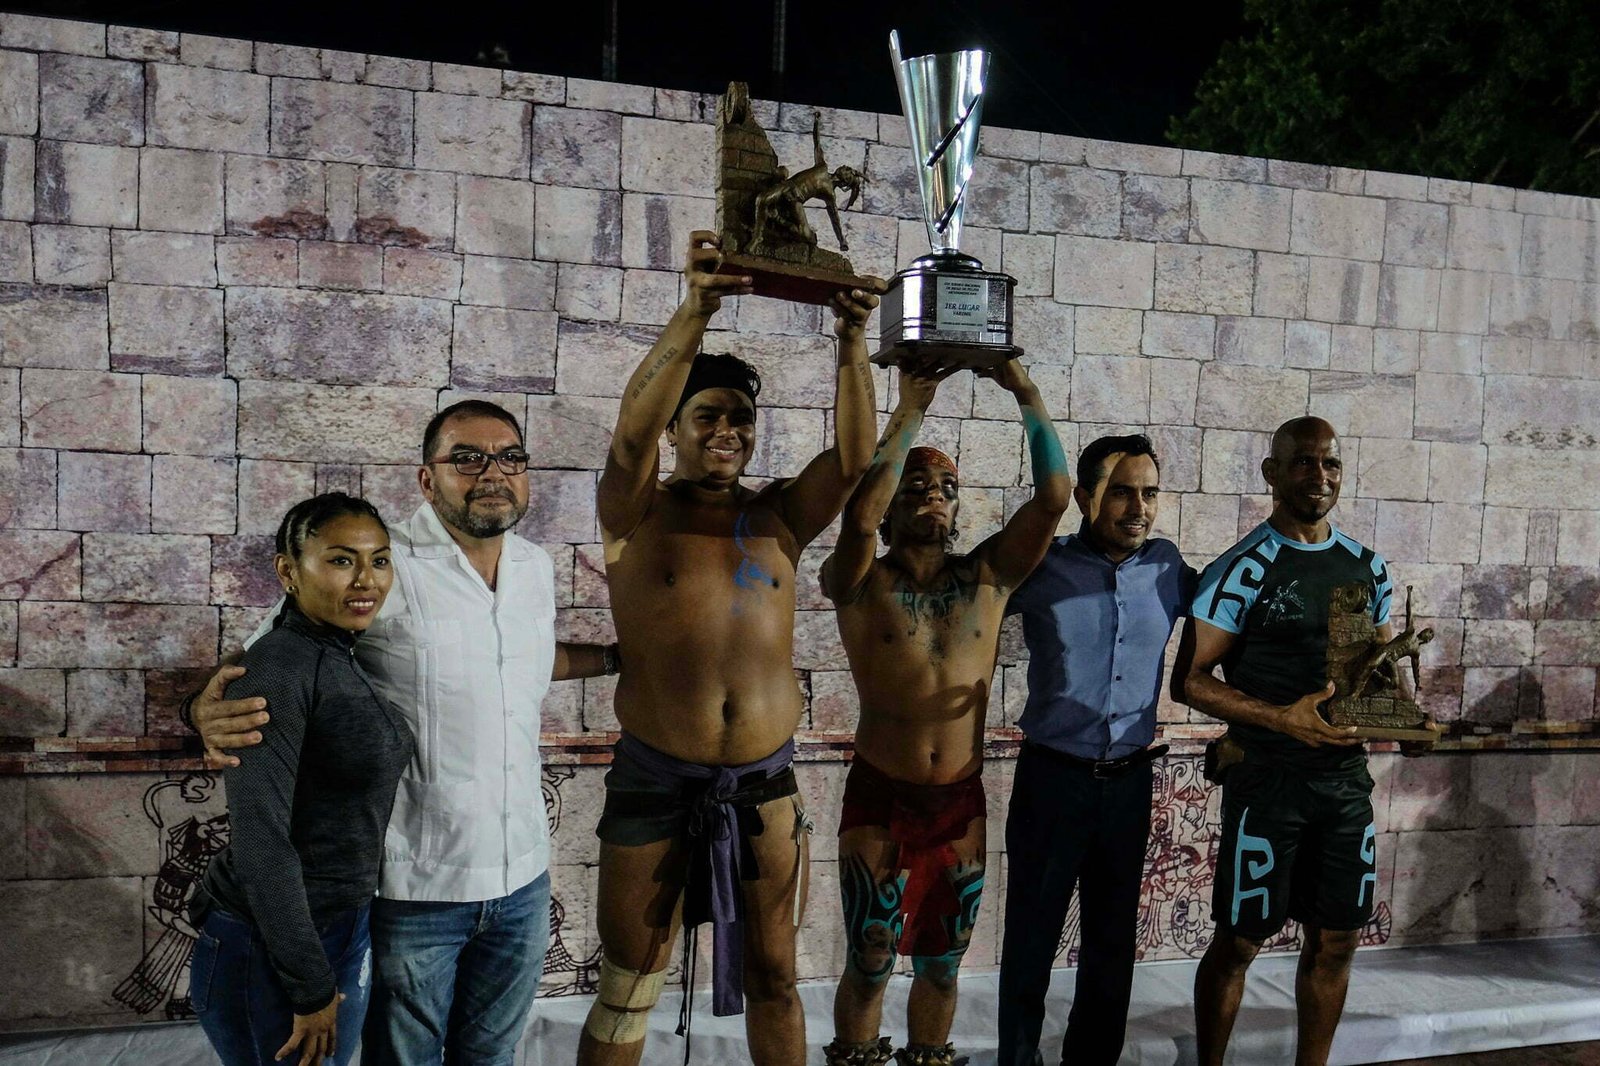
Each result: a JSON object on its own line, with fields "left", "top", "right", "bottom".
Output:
{"left": 713, "top": 82, "right": 888, "bottom": 304}
{"left": 1324, "top": 583, "right": 1440, "bottom": 742}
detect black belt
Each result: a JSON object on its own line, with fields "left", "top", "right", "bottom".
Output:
{"left": 1023, "top": 740, "right": 1169, "bottom": 778}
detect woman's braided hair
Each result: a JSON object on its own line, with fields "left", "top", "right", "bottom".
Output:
{"left": 274, "top": 492, "right": 389, "bottom": 560}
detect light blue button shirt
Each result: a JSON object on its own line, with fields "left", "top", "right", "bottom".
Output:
{"left": 1006, "top": 528, "right": 1196, "bottom": 760}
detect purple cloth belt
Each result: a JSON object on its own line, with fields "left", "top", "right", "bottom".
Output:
{"left": 611, "top": 732, "right": 798, "bottom": 1017}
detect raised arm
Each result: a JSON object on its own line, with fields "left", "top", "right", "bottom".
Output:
{"left": 773, "top": 287, "right": 880, "bottom": 548}
{"left": 820, "top": 368, "right": 945, "bottom": 604}
{"left": 973, "top": 360, "right": 1073, "bottom": 590}
{"left": 597, "top": 231, "right": 752, "bottom": 539}
{"left": 1171, "top": 618, "right": 1359, "bottom": 748}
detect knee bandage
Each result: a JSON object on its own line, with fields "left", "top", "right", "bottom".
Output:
{"left": 582, "top": 956, "right": 667, "bottom": 1044}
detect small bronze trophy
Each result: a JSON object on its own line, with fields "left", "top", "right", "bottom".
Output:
{"left": 872, "top": 30, "right": 1021, "bottom": 369}
{"left": 1324, "top": 584, "right": 1440, "bottom": 742}
{"left": 712, "top": 82, "right": 888, "bottom": 304}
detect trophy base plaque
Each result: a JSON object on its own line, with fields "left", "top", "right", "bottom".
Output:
{"left": 872, "top": 338, "right": 1023, "bottom": 371}
{"left": 714, "top": 253, "right": 887, "bottom": 307}
{"left": 1325, "top": 698, "right": 1441, "bottom": 742}
{"left": 871, "top": 253, "right": 1021, "bottom": 369}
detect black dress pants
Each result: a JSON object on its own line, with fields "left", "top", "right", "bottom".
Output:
{"left": 997, "top": 743, "right": 1153, "bottom": 1066}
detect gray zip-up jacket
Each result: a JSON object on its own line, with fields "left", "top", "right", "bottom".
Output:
{"left": 196, "top": 604, "right": 414, "bottom": 1012}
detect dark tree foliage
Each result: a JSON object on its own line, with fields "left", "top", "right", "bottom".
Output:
{"left": 1168, "top": 0, "right": 1600, "bottom": 196}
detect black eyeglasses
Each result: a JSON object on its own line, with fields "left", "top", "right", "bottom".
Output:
{"left": 428, "top": 449, "right": 531, "bottom": 476}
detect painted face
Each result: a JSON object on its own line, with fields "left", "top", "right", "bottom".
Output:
{"left": 420, "top": 413, "right": 531, "bottom": 538}
{"left": 1077, "top": 452, "right": 1160, "bottom": 560}
{"left": 1264, "top": 424, "right": 1342, "bottom": 523}
{"left": 277, "top": 513, "right": 393, "bottom": 632}
{"left": 667, "top": 388, "right": 756, "bottom": 483}
{"left": 889, "top": 462, "right": 959, "bottom": 544}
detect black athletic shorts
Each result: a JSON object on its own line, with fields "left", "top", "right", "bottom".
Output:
{"left": 1212, "top": 758, "right": 1377, "bottom": 941}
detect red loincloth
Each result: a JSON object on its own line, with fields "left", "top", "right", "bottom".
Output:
{"left": 838, "top": 753, "right": 986, "bottom": 957}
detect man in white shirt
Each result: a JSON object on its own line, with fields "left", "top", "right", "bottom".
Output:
{"left": 190, "top": 400, "right": 616, "bottom": 1065}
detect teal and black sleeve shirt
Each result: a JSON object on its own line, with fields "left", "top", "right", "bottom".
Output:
{"left": 1192, "top": 521, "right": 1393, "bottom": 772}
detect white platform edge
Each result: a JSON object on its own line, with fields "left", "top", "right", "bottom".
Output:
{"left": 4, "top": 936, "right": 1598, "bottom": 1065}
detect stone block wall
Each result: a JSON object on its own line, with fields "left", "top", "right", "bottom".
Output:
{"left": 1, "top": 13, "right": 1598, "bottom": 1033}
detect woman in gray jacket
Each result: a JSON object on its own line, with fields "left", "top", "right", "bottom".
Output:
{"left": 189, "top": 493, "right": 414, "bottom": 1066}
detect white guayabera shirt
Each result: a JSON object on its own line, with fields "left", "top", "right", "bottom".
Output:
{"left": 247, "top": 503, "right": 558, "bottom": 902}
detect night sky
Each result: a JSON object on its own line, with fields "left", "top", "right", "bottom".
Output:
{"left": 15, "top": 0, "right": 1245, "bottom": 146}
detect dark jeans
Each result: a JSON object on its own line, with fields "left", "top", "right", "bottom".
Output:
{"left": 997, "top": 745, "right": 1153, "bottom": 1066}
{"left": 360, "top": 871, "right": 551, "bottom": 1066}
{"left": 191, "top": 902, "right": 372, "bottom": 1066}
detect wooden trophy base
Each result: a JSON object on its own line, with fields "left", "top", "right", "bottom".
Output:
{"left": 870, "top": 338, "right": 1023, "bottom": 371}
{"left": 715, "top": 253, "right": 887, "bottom": 306}
{"left": 1328, "top": 697, "right": 1439, "bottom": 744}
{"left": 1349, "top": 724, "right": 1441, "bottom": 742}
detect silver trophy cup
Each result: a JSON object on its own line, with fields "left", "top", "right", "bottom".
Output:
{"left": 872, "top": 30, "right": 1021, "bottom": 369}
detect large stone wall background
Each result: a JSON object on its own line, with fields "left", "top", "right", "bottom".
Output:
{"left": 1, "top": 12, "right": 1598, "bottom": 1033}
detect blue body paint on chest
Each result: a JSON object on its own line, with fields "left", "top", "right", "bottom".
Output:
{"left": 732, "top": 511, "right": 774, "bottom": 591}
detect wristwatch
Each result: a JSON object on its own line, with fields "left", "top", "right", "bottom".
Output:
{"left": 602, "top": 643, "right": 622, "bottom": 676}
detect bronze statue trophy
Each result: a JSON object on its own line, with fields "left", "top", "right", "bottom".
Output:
{"left": 871, "top": 30, "right": 1021, "bottom": 371}
{"left": 713, "top": 82, "right": 888, "bottom": 305}
{"left": 1323, "top": 583, "right": 1439, "bottom": 742}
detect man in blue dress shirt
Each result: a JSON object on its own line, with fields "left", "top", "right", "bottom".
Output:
{"left": 997, "top": 433, "right": 1196, "bottom": 1066}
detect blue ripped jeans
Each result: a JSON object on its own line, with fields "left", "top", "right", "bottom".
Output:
{"left": 360, "top": 872, "right": 551, "bottom": 1066}
{"left": 191, "top": 903, "right": 373, "bottom": 1066}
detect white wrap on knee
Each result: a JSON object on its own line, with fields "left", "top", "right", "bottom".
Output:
{"left": 583, "top": 956, "right": 667, "bottom": 1044}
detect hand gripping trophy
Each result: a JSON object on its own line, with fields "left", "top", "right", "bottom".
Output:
{"left": 873, "top": 30, "right": 1021, "bottom": 370}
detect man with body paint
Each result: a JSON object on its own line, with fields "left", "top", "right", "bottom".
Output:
{"left": 997, "top": 432, "right": 1196, "bottom": 1066}
{"left": 820, "top": 361, "right": 1071, "bottom": 1066}
{"left": 1173, "top": 416, "right": 1433, "bottom": 1066}
{"left": 580, "top": 230, "right": 878, "bottom": 1066}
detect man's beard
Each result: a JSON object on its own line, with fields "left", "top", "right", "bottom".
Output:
{"left": 1286, "top": 493, "right": 1337, "bottom": 523}
{"left": 436, "top": 488, "right": 527, "bottom": 538}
